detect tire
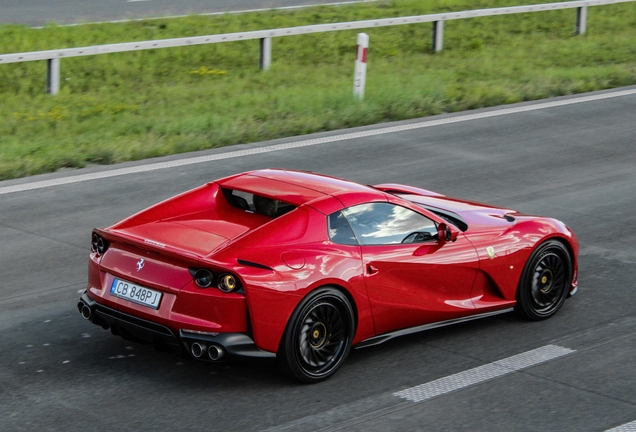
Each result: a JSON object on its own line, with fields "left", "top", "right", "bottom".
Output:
{"left": 515, "top": 240, "right": 572, "bottom": 321}
{"left": 278, "top": 287, "right": 355, "bottom": 383}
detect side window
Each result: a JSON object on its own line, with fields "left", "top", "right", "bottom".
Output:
{"left": 328, "top": 212, "right": 358, "bottom": 245}
{"left": 341, "top": 202, "right": 437, "bottom": 245}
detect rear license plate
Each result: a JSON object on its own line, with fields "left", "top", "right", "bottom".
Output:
{"left": 110, "top": 278, "right": 162, "bottom": 309}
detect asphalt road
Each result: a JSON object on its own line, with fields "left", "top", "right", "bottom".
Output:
{"left": 0, "top": 0, "right": 369, "bottom": 26}
{"left": 1, "top": 87, "right": 635, "bottom": 431}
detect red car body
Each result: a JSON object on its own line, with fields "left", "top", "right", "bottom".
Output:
{"left": 79, "top": 169, "right": 578, "bottom": 382}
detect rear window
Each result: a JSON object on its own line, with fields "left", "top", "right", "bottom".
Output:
{"left": 222, "top": 188, "right": 296, "bottom": 218}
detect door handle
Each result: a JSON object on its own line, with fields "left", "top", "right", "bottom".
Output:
{"left": 366, "top": 264, "right": 379, "bottom": 275}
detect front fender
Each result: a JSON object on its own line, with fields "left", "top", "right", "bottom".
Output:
{"left": 469, "top": 217, "right": 579, "bottom": 302}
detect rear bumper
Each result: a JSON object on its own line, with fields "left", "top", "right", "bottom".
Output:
{"left": 78, "top": 292, "right": 275, "bottom": 361}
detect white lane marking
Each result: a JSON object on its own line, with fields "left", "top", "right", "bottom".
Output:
{"left": 606, "top": 420, "right": 636, "bottom": 432}
{"left": 394, "top": 345, "right": 575, "bottom": 402}
{"left": 43, "top": 1, "right": 378, "bottom": 28}
{"left": 264, "top": 344, "right": 576, "bottom": 431}
{"left": 127, "top": 0, "right": 152, "bottom": 2}
{"left": 2, "top": 88, "right": 635, "bottom": 196}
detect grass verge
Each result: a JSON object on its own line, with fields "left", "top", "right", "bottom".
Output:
{"left": 0, "top": 0, "right": 635, "bottom": 180}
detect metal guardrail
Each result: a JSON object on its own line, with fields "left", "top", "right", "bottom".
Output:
{"left": 1, "top": 0, "right": 633, "bottom": 94}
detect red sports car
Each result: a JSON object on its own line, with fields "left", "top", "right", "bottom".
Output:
{"left": 78, "top": 169, "right": 578, "bottom": 382}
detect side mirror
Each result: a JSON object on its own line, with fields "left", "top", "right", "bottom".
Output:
{"left": 437, "top": 222, "right": 459, "bottom": 243}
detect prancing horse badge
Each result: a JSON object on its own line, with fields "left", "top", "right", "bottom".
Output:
{"left": 486, "top": 246, "right": 495, "bottom": 260}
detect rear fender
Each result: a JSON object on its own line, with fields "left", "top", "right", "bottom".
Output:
{"left": 240, "top": 249, "right": 373, "bottom": 354}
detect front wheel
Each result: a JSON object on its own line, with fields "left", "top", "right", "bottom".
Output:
{"left": 515, "top": 240, "right": 572, "bottom": 321}
{"left": 278, "top": 288, "right": 355, "bottom": 383}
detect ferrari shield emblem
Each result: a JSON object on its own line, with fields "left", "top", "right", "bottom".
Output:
{"left": 486, "top": 246, "right": 495, "bottom": 260}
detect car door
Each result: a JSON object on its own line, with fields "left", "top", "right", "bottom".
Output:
{"left": 340, "top": 202, "right": 480, "bottom": 335}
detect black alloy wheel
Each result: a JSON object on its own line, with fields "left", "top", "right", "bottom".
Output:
{"left": 278, "top": 288, "right": 355, "bottom": 383}
{"left": 515, "top": 240, "right": 572, "bottom": 321}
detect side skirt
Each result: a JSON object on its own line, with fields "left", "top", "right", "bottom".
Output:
{"left": 354, "top": 308, "right": 515, "bottom": 349}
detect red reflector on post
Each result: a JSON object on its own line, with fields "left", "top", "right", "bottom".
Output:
{"left": 353, "top": 33, "right": 369, "bottom": 100}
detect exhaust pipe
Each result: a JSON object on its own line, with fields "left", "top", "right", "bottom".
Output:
{"left": 208, "top": 344, "right": 225, "bottom": 361}
{"left": 190, "top": 342, "right": 206, "bottom": 358}
{"left": 78, "top": 301, "right": 92, "bottom": 321}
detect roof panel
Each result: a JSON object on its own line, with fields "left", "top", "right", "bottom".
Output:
{"left": 218, "top": 170, "right": 383, "bottom": 206}
{"left": 219, "top": 174, "right": 324, "bottom": 206}
{"left": 248, "top": 169, "right": 374, "bottom": 195}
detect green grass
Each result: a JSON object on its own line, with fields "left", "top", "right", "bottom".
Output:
{"left": 1, "top": 0, "right": 635, "bottom": 179}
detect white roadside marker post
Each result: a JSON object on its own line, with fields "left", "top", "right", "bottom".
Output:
{"left": 353, "top": 33, "right": 368, "bottom": 100}
{"left": 46, "top": 58, "right": 60, "bottom": 95}
{"left": 576, "top": 6, "right": 587, "bottom": 35}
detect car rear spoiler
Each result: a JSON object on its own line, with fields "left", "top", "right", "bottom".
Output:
{"left": 93, "top": 227, "right": 204, "bottom": 266}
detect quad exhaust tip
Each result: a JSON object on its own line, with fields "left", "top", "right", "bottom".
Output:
{"left": 190, "top": 342, "right": 225, "bottom": 361}
{"left": 78, "top": 301, "right": 92, "bottom": 321}
{"left": 191, "top": 342, "right": 206, "bottom": 358}
{"left": 208, "top": 344, "right": 225, "bottom": 361}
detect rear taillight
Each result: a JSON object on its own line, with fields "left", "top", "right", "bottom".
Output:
{"left": 190, "top": 268, "right": 242, "bottom": 293}
{"left": 91, "top": 232, "right": 109, "bottom": 256}
{"left": 218, "top": 273, "right": 240, "bottom": 293}
{"left": 193, "top": 269, "right": 214, "bottom": 288}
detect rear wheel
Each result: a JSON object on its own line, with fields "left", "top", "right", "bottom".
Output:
{"left": 278, "top": 288, "right": 354, "bottom": 383}
{"left": 515, "top": 240, "right": 572, "bottom": 321}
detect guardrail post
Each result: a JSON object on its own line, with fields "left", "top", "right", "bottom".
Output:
{"left": 432, "top": 21, "right": 444, "bottom": 52}
{"left": 46, "top": 58, "right": 60, "bottom": 95}
{"left": 353, "top": 33, "right": 369, "bottom": 100}
{"left": 576, "top": 6, "right": 587, "bottom": 35}
{"left": 260, "top": 37, "right": 271, "bottom": 70}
